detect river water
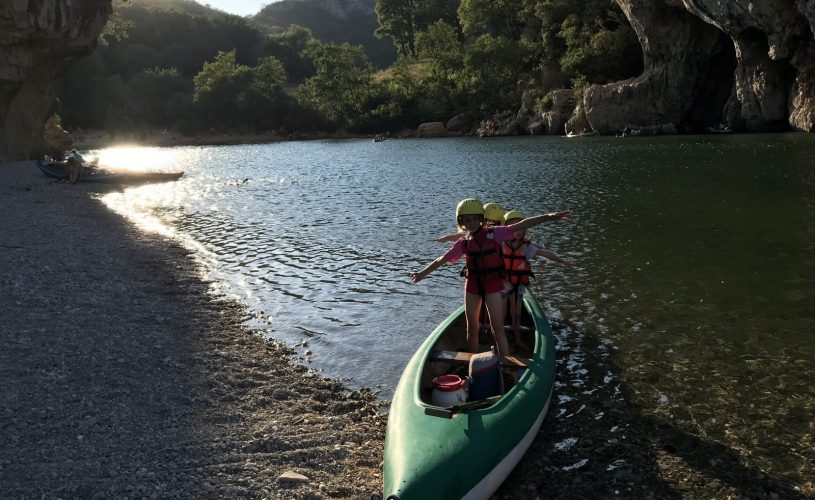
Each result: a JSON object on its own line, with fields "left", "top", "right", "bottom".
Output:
{"left": 99, "top": 134, "right": 814, "bottom": 489}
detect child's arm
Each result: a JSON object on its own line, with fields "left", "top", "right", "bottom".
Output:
{"left": 535, "top": 248, "right": 575, "bottom": 269}
{"left": 411, "top": 257, "right": 446, "bottom": 283}
{"left": 433, "top": 233, "right": 460, "bottom": 243}
{"left": 507, "top": 210, "right": 571, "bottom": 232}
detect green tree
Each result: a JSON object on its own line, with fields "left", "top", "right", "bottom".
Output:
{"left": 58, "top": 52, "right": 128, "bottom": 129}
{"left": 376, "top": 57, "right": 424, "bottom": 128}
{"left": 99, "top": 12, "right": 134, "bottom": 45}
{"left": 193, "top": 50, "right": 290, "bottom": 130}
{"left": 297, "top": 43, "right": 374, "bottom": 128}
{"left": 414, "top": 21, "right": 464, "bottom": 115}
{"left": 254, "top": 0, "right": 397, "bottom": 68}
{"left": 415, "top": 20, "right": 461, "bottom": 71}
{"left": 126, "top": 67, "right": 192, "bottom": 127}
{"left": 558, "top": 12, "right": 641, "bottom": 84}
{"left": 535, "top": 0, "right": 641, "bottom": 84}
{"left": 260, "top": 25, "right": 318, "bottom": 84}
{"left": 193, "top": 50, "right": 252, "bottom": 126}
{"left": 251, "top": 57, "right": 287, "bottom": 100}
{"left": 375, "top": 0, "right": 420, "bottom": 57}
{"left": 375, "top": 0, "right": 459, "bottom": 58}
{"left": 458, "top": 0, "right": 523, "bottom": 39}
{"left": 462, "top": 34, "right": 528, "bottom": 112}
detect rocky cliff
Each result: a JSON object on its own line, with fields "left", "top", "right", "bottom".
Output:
{"left": 0, "top": 1, "right": 111, "bottom": 161}
{"left": 582, "top": 0, "right": 815, "bottom": 134}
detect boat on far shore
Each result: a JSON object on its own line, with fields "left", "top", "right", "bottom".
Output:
{"left": 36, "top": 160, "right": 184, "bottom": 184}
{"left": 706, "top": 123, "right": 732, "bottom": 133}
{"left": 566, "top": 130, "right": 597, "bottom": 138}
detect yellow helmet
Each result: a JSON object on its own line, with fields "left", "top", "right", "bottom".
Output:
{"left": 483, "top": 202, "right": 505, "bottom": 222}
{"left": 456, "top": 198, "right": 484, "bottom": 218}
{"left": 503, "top": 210, "right": 525, "bottom": 223}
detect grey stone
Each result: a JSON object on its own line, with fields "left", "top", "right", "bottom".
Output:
{"left": 416, "top": 122, "right": 447, "bottom": 138}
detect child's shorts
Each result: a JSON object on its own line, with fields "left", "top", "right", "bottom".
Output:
{"left": 465, "top": 277, "right": 505, "bottom": 295}
{"left": 502, "top": 282, "right": 527, "bottom": 298}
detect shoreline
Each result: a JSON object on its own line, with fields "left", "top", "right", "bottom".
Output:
{"left": 1, "top": 161, "right": 808, "bottom": 498}
{"left": 70, "top": 129, "right": 384, "bottom": 150}
{"left": 0, "top": 161, "right": 385, "bottom": 498}
{"left": 67, "top": 128, "right": 810, "bottom": 152}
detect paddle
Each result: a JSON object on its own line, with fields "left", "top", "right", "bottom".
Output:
{"left": 424, "top": 395, "right": 502, "bottom": 419}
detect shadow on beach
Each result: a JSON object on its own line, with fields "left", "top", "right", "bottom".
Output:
{"left": 0, "top": 162, "right": 385, "bottom": 498}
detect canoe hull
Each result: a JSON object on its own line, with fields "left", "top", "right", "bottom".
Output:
{"left": 36, "top": 160, "right": 183, "bottom": 184}
{"left": 383, "top": 294, "right": 556, "bottom": 499}
{"left": 37, "top": 160, "right": 122, "bottom": 182}
{"left": 461, "top": 386, "right": 552, "bottom": 499}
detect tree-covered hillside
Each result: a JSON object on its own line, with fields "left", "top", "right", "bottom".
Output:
{"left": 252, "top": 0, "right": 396, "bottom": 68}
{"left": 55, "top": 0, "right": 642, "bottom": 137}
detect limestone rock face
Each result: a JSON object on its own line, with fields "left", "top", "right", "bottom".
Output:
{"left": 446, "top": 114, "right": 472, "bottom": 134}
{"left": 43, "top": 115, "right": 73, "bottom": 153}
{"left": 544, "top": 89, "right": 577, "bottom": 135}
{"left": 565, "top": 100, "right": 591, "bottom": 136}
{"left": 0, "top": 1, "right": 112, "bottom": 161}
{"left": 584, "top": 0, "right": 815, "bottom": 133}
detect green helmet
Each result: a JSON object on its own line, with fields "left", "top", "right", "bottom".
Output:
{"left": 456, "top": 198, "right": 484, "bottom": 218}
{"left": 483, "top": 202, "right": 506, "bottom": 222}
{"left": 503, "top": 210, "right": 525, "bottom": 223}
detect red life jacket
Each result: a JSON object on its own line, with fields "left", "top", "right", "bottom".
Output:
{"left": 462, "top": 228, "right": 505, "bottom": 292}
{"left": 502, "top": 239, "right": 534, "bottom": 286}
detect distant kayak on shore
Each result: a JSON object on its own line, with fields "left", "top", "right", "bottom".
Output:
{"left": 36, "top": 159, "right": 184, "bottom": 184}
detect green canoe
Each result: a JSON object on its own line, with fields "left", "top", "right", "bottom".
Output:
{"left": 382, "top": 294, "right": 556, "bottom": 499}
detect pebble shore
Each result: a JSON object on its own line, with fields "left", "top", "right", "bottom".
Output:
{"left": 0, "top": 162, "right": 384, "bottom": 498}
{"left": 1, "top": 161, "right": 808, "bottom": 499}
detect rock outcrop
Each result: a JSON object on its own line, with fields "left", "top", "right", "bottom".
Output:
{"left": 416, "top": 121, "right": 447, "bottom": 138}
{"left": 0, "top": 1, "right": 111, "bottom": 161}
{"left": 583, "top": 0, "right": 815, "bottom": 134}
{"left": 546, "top": 89, "right": 576, "bottom": 135}
{"left": 42, "top": 115, "right": 73, "bottom": 153}
{"left": 446, "top": 113, "right": 472, "bottom": 135}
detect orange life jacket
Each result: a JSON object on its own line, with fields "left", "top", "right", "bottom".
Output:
{"left": 502, "top": 239, "right": 534, "bottom": 286}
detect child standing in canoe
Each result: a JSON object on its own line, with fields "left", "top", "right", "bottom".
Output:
{"left": 501, "top": 209, "right": 574, "bottom": 349}
{"left": 411, "top": 198, "right": 570, "bottom": 358}
{"left": 433, "top": 201, "right": 506, "bottom": 244}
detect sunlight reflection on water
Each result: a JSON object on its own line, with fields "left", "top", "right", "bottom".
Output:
{"left": 96, "top": 145, "right": 181, "bottom": 172}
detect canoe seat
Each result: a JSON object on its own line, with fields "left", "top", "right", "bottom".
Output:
{"left": 430, "top": 351, "right": 531, "bottom": 368}
{"left": 430, "top": 350, "right": 473, "bottom": 364}
{"left": 500, "top": 355, "right": 532, "bottom": 368}
{"left": 503, "top": 325, "right": 533, "bottom": 332}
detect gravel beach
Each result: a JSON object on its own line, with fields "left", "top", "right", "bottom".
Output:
{"left": 1, "top": 161, "right": 809, "bottom": 499}
{"left": 0, "top": 162, "right": 384, "bottom": 499}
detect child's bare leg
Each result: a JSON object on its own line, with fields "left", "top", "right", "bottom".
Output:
{"left": 464, "top": 292, "right": 483, "bottom": 353}
{"left": 484, "top": 292, "right": 509, "bottom": 358}
{"left": 480, "top": 303, "right": 489, "bottom": 329}
{"left": 511, "top": 294, "right": 528, "bottom": 350}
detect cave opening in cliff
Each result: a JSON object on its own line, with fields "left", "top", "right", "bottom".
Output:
{"left": 734, "top": 27, "right": 797, "bottom": 131}
{"left": 685, "top": 29, "right": 736, "bottom": 132}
